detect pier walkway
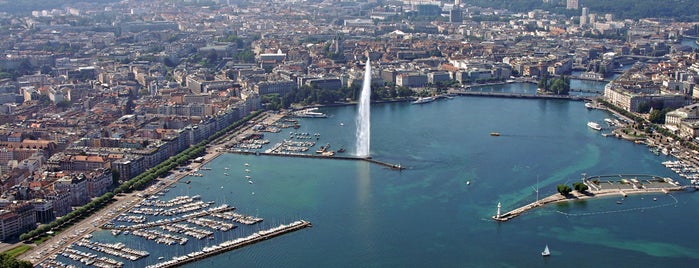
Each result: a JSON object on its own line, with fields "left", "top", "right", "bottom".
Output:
{"left": 146, "top": 220, "right": 311, "bottom": 268}
{"left": 454, "top": 91, "right": 591, "bottom": 101}
{"left": 226, "top": 149, "right": 405, "bottom": 170}
{"left": 492, "top": 175, "right": 694, "bottom": 222}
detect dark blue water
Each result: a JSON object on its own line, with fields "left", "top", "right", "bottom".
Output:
{"left": 66, "top": 84, "right": 699, "bottom": 268}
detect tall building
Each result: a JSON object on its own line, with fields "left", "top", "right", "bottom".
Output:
{"left": 605, "top": 13, "right": 614, "bottom": 21}
{"left": 567, "top": 0, "right": 579, "bottom": 9}
{"left": 450, "top": 8, "right": 463, "bottom": 23}
{"left": 580, "top": 7, "right": 589, "bottom": 26}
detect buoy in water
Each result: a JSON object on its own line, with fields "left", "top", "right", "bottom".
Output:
{"left": 466, "top": 180, "right": 471, "bottom": 185}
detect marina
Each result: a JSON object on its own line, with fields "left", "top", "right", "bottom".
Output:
{"left": 59, "top": 247, "right": 123, "bottom": 268}
{"left": 144, "top": 220, "right": 311, "bottom": 268}
{"left": 74, "top": 239, "right": 150, "bottom": 261}
{"left": 102, "top": 204, "right": 236, "bottom": 231}
{"left": 160, "top": 224, "right": 213, "bottom": 240}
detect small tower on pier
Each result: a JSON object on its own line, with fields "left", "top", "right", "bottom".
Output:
{"left": 496, "top": 202, "right": 501, "bottom": 219}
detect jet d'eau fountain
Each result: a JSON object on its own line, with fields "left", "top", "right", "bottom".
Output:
{"left": 355, "top": 58, "right": 371, "bottom": 157}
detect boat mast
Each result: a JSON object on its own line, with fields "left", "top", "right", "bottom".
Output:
{"left": 536, "top": 176, "right": 539, "bottom": 203}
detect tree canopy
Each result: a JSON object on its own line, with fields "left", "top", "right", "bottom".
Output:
{"left": 557, "top": 184, "right": 572, "bottom": 195}
{"left": 573, "top": 182, "right": 589, "bottom": 192}
{"left": 0, "top": 253, "right": 33, "bottom": 268}
{"left": 538, "top": 75, "right": 570, "bottom": 95}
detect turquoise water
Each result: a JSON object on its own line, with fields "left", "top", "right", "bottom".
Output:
{"left": 67, "top": 84, "right": 699, "bottom": 267}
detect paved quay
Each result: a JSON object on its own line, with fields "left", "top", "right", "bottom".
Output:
{"left": 492, "top": 176, "right": 693, "bottom": 222}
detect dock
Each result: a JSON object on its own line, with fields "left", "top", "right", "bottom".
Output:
{"left": 102, "top": 204, "right": 235, "bottom": 231}
{"left": 145, "top": 220, "right": 312, "bottom": 268}
{"left": 492, "top": 175, "right": 693, "bottom": 222}
{"left": 227, "top": 150, "right": 405, "bottom": 170}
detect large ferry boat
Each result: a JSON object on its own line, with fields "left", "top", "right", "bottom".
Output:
{"left": 587, "top": 121, "right": 602, "bottom": 131}
{"left": 293, "top": 108, "right": 327, "bottom": 118}
{"left": 412, "top": 96, "right": 435, "bottom": 104}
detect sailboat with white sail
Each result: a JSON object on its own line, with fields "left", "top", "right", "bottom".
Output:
{"left": 541, "top": 245, "right": 550, "bottom": 257}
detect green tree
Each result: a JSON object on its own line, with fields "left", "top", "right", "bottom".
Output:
{"left": 573, "top": 182, "right": 589, "bottom": 192}
{"left": 396, "top": 86, "right": 414, "bottom": 98}
{"left": 547, "top": 75, "right": 570, "bottom": 95}
{"left": 649, "top": 108, "right": 671, "bottom": 124}
{"left": 37, "top": 95, "right": 51, "bottom": 106}
{"left": 637, "top": 102, "right": 651, "bottom": 113}
{"left": 0, "top": 253, "right": 32, "bottom": 268}
{"left": 538, "top": 74, "right": 549, "bottom": 91}
{"left": 557, "top": 184, "right": 572, "bottom": 195}
{"left": 112, "top": 171, "right": 121, "bottom": 185}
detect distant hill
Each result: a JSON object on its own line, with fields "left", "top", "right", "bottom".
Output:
{"left": 464, "top": 0, "right": 699, "bottom": 21}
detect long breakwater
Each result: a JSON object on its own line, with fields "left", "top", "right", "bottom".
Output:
{"left": 145, "top": 220, "right": 312, "bottom": 268}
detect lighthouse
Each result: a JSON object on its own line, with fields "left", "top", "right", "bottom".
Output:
{"left": 496, "top": 202, "right": 501, "bottom": 219}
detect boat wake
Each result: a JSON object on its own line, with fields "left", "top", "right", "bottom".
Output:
{"left": 555, "top": 194, "right": 678, "bottom": 217}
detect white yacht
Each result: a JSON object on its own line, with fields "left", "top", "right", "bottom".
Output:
{"left": 412, "top": 96, "right": 435, "bottom": 104}
{"left": 587, "top": 121, "right": 602, "bottom": 131}
{"left": 294, "top": 107, "right": 327, "bottom": 118}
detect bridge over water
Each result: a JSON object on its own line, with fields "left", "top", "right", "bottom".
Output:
{"left": 454, "top": 91, "right": 592, "bottom": 101}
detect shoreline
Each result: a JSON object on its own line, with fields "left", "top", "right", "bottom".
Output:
{"left": 20, "top": 83, "right": 693, "bottom": 262}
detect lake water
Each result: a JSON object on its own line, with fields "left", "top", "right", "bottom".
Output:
{"left": 681, "top": 38, "right": 698, "bottom": 49}
{"left": 62, "top": 84, "right": 699, "bottom": 268}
